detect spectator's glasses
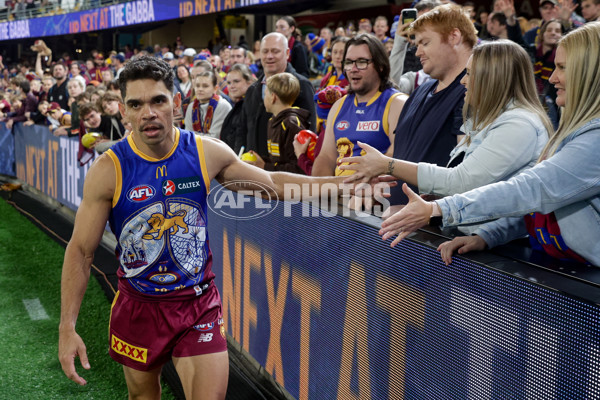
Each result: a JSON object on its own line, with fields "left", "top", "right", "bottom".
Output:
{"left": 343, "top": 58, "right": 373, "bottom": 71}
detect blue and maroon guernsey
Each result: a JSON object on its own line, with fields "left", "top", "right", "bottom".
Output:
{"left": 106, "top": 129, "right": 213, "bottom": 299}
{"left": 331, "top": 88, "right": 400, "bottom": 176}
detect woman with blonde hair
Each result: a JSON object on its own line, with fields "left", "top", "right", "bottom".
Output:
{"left": 377, "top": 23, "right": 600, "bottom": 266}
{"left": 340, "top": 40, "right": 552, "bottom": 210}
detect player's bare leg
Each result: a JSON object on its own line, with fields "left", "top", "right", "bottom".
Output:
{"left": 123, "top": 365, "right": 162, "bottom": 400}
{"left": 173, "top": 351, "right": 229, "bottom": 400}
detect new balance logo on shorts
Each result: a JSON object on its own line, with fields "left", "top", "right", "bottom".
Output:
{"left": 198, "top": 333, "right": 213, "bottom": 343}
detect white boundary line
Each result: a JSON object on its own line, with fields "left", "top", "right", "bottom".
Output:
{"left": 22, "top": 298, "right": 49, "bottom": 320}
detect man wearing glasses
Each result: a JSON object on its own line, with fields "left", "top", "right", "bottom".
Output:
{"left": 312, "top": 33, "right": 407, "bottom": 177}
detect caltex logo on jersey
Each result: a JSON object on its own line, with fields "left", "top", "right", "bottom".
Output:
{"left": 127, "top": 185, "right": 156, "bottom": 202}
{"left": 162, "top": 180, "right": 176, "bottom": 196}
{"left": 336, "top": 120, "right": 350, "bottom": 131}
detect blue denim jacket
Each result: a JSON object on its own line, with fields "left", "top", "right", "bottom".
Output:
{"left": 436, "top": 118, "right": 600, "bottom": 266}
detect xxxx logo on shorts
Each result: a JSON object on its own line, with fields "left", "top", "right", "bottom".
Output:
{"left": 112, "top": 334, "right": 148, "bottom": 363}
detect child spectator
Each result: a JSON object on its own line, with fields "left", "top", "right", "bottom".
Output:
{"left": 66, "top": 79, "right": 85, "bottom": 110}
{"left": 95, "top": 91, "right": 126, "bottom": 152}
{"left": 306, "top": 33, "right": 328, "bottom": 78}
{"left": 184, "top": 70, "right": 231, "bottom": 138}
{"left": 245, "top": 72, "right": 310, "bottom": 174}
{"left": 0, "top": 91, "right": 11, "bottom": 120}
{"left": 26, "top": 99, "right": 49, "bottom": 126}
{"left": 5, "top": 79, "right": 38, "bottom": 129}
{"left": 54, "top": 90, "right": 89, "bottom": 137}
{"left": 40, "top": 76, "right": 54, "bottom": 102}
{"left": 47, "top": 101, "right": 71, "bottom": 132}
{"left": 77, "top": 101, "right": 125, "bottom": 163}
{"left": 3, "top": 94, "right": 22, "bottom": 122}
{"left": 30, "top": 78, "right": 42, "bottom": 101}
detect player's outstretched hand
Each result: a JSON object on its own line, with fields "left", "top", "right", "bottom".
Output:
{"left": 59, "top": 329, "right": 90, "bottom": 386}
{"left": 437, "top": 235, "right": 487, "bottom": 266}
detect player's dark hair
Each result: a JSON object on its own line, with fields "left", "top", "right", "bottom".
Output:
{"left": 118, "top": 56, "right": 174, "bottom": 98}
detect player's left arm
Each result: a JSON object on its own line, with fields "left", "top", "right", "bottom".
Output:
{"left": 385, "top": 93, "right": 407, "bottom": 156}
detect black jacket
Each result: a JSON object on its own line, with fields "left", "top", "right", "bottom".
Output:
{"left": 242, "top": 63, "right": 316, "bottom": 160}
{"left": 48, "top": 79, "right": 70, "bottom": 111}
{"left": 290, "top": 38, "right": 310, "bottom": 78}
{"left": 220, "top": 99, "right": 246, "bottom": 154}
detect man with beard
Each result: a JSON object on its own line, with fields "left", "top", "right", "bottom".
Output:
{"left": 48, "top": 63, "right": 70, "bottom": 111}
{"left": 311, "top": 33, "right": 406, "bottom": 177}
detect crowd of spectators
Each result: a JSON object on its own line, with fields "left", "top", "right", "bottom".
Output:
{"left": 0, "top": 0, "right": 125, "bottom": 21}
{"left": 2, "top": 0, "right": 600, "bottom": 266}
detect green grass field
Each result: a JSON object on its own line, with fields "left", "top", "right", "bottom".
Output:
{"left": 0, "top": 198, "right": 174, "bottom": 399}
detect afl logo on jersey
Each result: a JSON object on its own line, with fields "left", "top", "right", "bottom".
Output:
{"left": 336, "top": 120, "right": 350, "bottom": 131}
{"left": 162, "top": 180, "right": 176, "bottom": 196}
{"left": 127, "top": 185, "right": 156, "bottom": 202}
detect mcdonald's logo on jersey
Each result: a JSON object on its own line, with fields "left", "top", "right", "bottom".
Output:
{"left": 156, "top": 165, "right": 168, "bottom": 179}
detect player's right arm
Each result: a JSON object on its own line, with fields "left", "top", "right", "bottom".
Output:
{"left": 58, "top": 154, "right": 115, "bottom": 386}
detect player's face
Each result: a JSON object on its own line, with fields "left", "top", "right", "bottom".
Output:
{"left": 120, "top": 79, "right": 179, "bottom": 149}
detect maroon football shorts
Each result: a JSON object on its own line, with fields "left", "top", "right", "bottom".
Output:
{"left": 108, "top": 283, "right": 227, "bottom": 371}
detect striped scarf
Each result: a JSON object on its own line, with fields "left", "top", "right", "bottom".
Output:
{"left": 192, "top": 94, "right": 220, "bottom": 133}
